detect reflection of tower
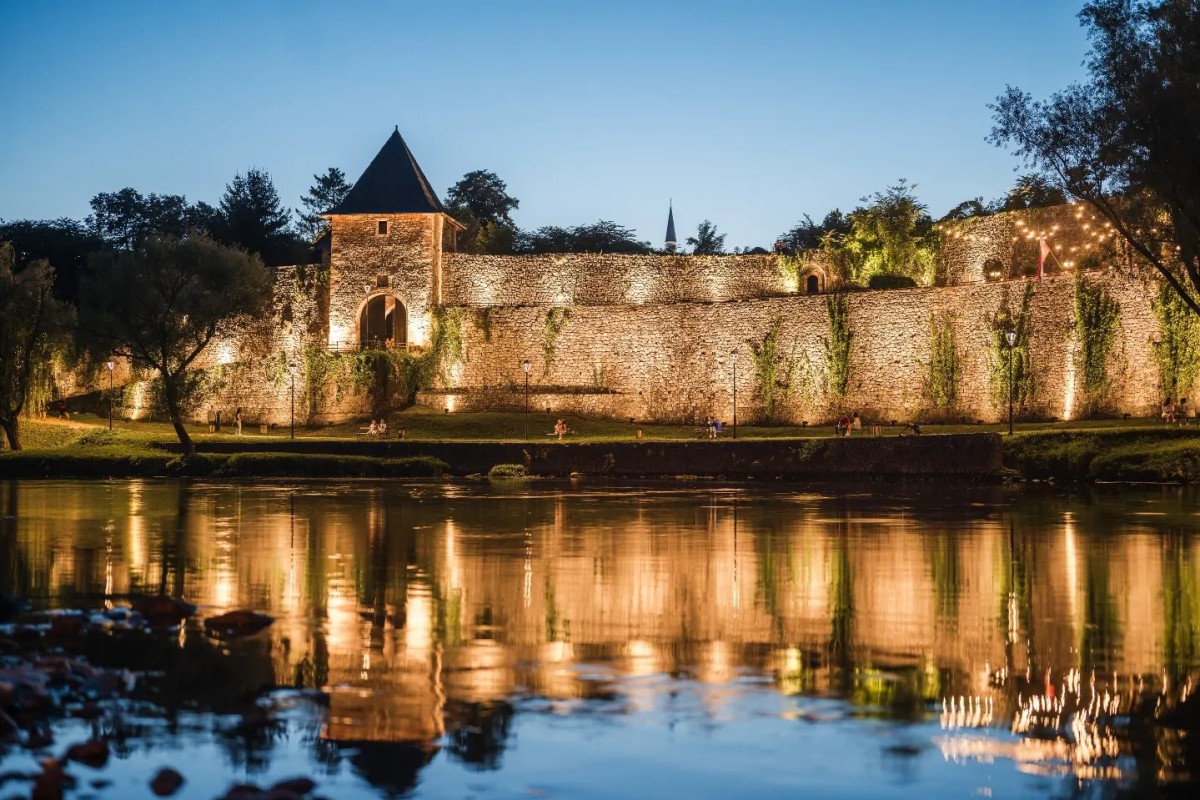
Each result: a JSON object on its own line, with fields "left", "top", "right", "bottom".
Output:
{"left": 665, "top": 201, "right": 677, "bottom": 253}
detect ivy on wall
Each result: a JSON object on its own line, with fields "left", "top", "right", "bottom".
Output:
{"left": 750, "top": 317, "right": 799, "bottom": 423}
{"left": 542, "top": 307, "right": 570, "bottom": 375}
{"left": 922, "top": 313, "right": 959, "bottom": 417}
{"left": 988, "top": 283, "right": 1038, "bottom": 416}
{"left": 1074, "top": 276, "right": 1121, "bottom": 401}
{"left": 429, "top": 306, "right": 466, "bottom": 383}
{"left": 822, "top": 294, "right": 853, "bottom": 399}
{"left": 1153, "top": 280, "right": 1200, "bottom": 402}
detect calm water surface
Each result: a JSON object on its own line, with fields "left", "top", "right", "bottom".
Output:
{"left": 2, "top": 479, "right": 1199, "bottom": 799}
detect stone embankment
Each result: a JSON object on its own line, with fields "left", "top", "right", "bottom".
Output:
{"left": 191, "top": 434, "right": 1003, "bottom": 480}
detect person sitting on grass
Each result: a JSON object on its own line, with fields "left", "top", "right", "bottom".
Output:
{"left": 1163, "top": 398, "right": 1176, "bottom": 424}
{"left": 554, "top": 419, "right": 566, "bottom": 439}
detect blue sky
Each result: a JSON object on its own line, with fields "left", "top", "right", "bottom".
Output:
{"left": 0, "top": 0, "right": 1090, "bottom": 249}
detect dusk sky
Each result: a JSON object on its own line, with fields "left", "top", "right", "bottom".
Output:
{"left": 0, "top": 0, "right": 1091, "bottom": 249}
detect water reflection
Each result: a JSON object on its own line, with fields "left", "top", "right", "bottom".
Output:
{"left": 2, "top": 480, "right": 1199, "bottom": 796}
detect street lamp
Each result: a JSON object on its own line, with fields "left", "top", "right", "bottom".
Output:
{"left": 105, "top": 360, "right": 115, "bottom": 431}
{"left": 1005, "top": 329, "right": 1018, "bottom": 435}
{"left": 288, "top": 360, "right": 297, "bottom": 439}
{"left": 730, "top": 349, "right": 739, "bottom": 440}
{"left": 521, "top": 359, "right": 532, "bottom": 441}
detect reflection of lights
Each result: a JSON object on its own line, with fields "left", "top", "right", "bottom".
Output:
{"left": 626, "top": 640, "right": 660, "bottom": 676}
{"left": 405, "top": 587, "right": 433, "bottom": 656}
{"left": 940, "top": 694, "right": 994, "bottom": 729}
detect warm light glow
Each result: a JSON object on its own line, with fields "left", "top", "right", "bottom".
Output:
{"left": 1063, "top": 338, "right": 1076, "bottom": 420}
{"left": 217, "top": 343, "right": 235, "bottom": 365}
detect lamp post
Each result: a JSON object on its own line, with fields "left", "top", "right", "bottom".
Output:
{"left": 1005, "top": 329, "right": 1018, "bottom": 435}
{"left": 288, "top": 360, "right": 297, "bottom": 440}
{"left": 522, "top": 359, "right": 532, "bottom": 441}
{"left": 105, "top": 360, "right": 115, "bottom": 430}
{"left": 730, "top": 349, "right": 739, "bottom": 440}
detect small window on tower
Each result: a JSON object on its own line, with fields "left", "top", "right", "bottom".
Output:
{"left": 376, "top": 275, "right": 389, "bottom": 288}
{"left": 377, "top": 220, "right": 389, "bottom": 236}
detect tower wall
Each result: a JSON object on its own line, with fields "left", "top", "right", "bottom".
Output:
{"left": 327, "top": 213, "right": 444, "bottom": 348}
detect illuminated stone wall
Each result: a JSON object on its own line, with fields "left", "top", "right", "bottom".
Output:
{"left": 438, "top": 270, "right": 1164, "bottom": 423}
{"left": 442, "top": 252, "right": 824, "bottom": 306}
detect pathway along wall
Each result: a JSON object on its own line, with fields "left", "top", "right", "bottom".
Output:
{"left": 431, "top": 270, "right": 1166, "bottom": 424}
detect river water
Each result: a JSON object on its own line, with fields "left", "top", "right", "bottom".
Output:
{"left": 1, "top": 479, "right": 1198, "bottom": 799}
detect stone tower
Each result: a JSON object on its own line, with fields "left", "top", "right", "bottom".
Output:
{"left": 324, "top": 127, "right": 462, "bottom": 350}
{"left": 664, "top": 202, "right": 677, "bottom": 253}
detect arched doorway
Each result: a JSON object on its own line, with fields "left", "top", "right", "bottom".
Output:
{"left": 359, "top": 294, "right": 407, "bottom": 349}
{"left": 806, "top": 274, "right": 820, "bottom": 295}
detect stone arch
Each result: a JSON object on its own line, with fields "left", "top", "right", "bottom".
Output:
{"left": 799, "top": 264, "right": 828, "bottom": 294}
{"left": 356, "top": 291, "right": 408, "bottom": 349}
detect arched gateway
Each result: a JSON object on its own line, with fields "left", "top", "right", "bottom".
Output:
{"left": 359, "top": 293, "right": 407, "bottom": 349}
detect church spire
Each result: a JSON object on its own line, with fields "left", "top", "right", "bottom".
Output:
{"left": 665, "top": 201, "right": 677, "bottom": 253}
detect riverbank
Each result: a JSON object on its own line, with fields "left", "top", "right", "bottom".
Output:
{"left": 6, "top": 418, "right": 1200, "bottom": 482}
{"left": 0, "top": 428, "right": 1002, "bottom": 480}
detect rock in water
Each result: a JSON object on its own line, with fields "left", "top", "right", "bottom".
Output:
{"left": 65, "top": 738, "right": 109, "bottom": 768}
{"left": 130, "top": 595, "right": 197, "bottom": 627}
{"left": 150, "top": 767, "right": 185, "bottom": 796}
{"left": 271, "top": 777, "right": 317, "bottom": 795}
{"left": 204, "top": 610, "right": 274, "bottom": 638}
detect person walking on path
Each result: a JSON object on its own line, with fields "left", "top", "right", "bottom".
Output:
{"left": 235, "top": 407, "right": 243, "bottom": 435}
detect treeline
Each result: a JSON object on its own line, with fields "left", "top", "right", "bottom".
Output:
{"left": 773, "top": 174, "right": 1067, "bottom": 288}
{"left": 0, "top": 167, "right": 341, "bottom": 304}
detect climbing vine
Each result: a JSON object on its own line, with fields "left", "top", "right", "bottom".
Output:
{"left": 478, "top": 306, "right": 494, "bottom": 343}
{"left": 923, "top": 313, "right": 959, "bottom": 416}
{"left": 1074, "top": 276, "right": 1121, "bottom": 398}
{"left": 822, "top": 293, "right": 852, "bottom": 399}
{"left": 429, "top": 306, "right": 466, "bottom": 383}
{"left": 302, "top": 344, "right": 337, "bottom": 408}
{"left": 750, "top": 317, "right": 798, "bottom": 423}
{"left": 777, "top": 254, "right": 803, "bottom": 293}
{"left": 542, "top": 307, "right": 570, "bottom": 374}
{"left": 1153, "top": 279, "right": 1200, "bottom": 402}
{"left": 988, "top": 283, "right": 1037, "bottom": 415}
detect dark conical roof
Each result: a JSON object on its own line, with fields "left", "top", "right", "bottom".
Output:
{"left": 665, "top": 203, "right": 677, "bottom": 244}
{"left": 327, "top": 127, "right": 448, "bottom": 215}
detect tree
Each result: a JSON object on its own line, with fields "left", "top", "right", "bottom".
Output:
{"left": 88, "top": 189, "right": 211, "bottom": 250}
{"left": 687, "top": 220, "right": 726, "bottom": 255}
{"left": 216, "top": 168, "right": 302, "bottom": 266}
{"left": 823, "top": 180, "right": 939, "bottom": 284}
{"left": 444, "top": 170, "right": 520, "bottom": 254}
{"left": 989, "top": 0, "right": 1200, "bottom": 315}
{"left": 298, "top": 167, "right": 351, "bottom": 241}
{"left": 0, "top": 243, "right": 72, "bottom": 450}
{"left": 517, "top": 221, "right": 652, "bottom": 254}
{"left": 0, "top": 218, "right": 105, "bottom": 302}
{"left": 81, "top": 233, "right": 270, "bottom": 454}
{"left": 778, "top": 210, "right": 851, "bottom": 251}
{"left": 940, "top": 198, "right": 990, "bottom": 222}
{"left": 993, "top": 174, "right": 1068, "bottom": 212}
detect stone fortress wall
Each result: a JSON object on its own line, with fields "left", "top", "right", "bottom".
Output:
{"left": 432, "top": 268, "right": 1163, "bottom": 425}
{"left": 57, "top": 202, "right": 1170, "bottom": 428}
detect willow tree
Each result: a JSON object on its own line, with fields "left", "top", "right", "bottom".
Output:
{"left": 0, "top": 243, "right": 73, "bottom": 450}
{"left": 82, "top": 233, "right": 270, "bottom": 454}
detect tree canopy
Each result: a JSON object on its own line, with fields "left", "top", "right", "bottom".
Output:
{"left": 821, "top": 180, "right": 939, "bottom": 285}
{"left": 0, "top": 218, "right": 104, "bottom": 302}
{"left": 81, "top": 233, "right": 270, "bottom": 453}
{"left": 778, "top": 211, "right": 851, "bottom": 252}
{"left": 990, "top": 0, "right": 1200, "bottom": 314}
{"left": 517, "top": 221, "right": 652, "bottom": 254}
{"left": 215, "top": 168, "right": 305, "bottom": 266}
{"left": 0, "top": 243, "right": 73, "bottom": 450}
{"left": 444, "top": 170, "right": 520, "bottom": 254}
{"left": 298, "top": 167, "right": 351, "bottom": 242}
{"left": 687, "top": 220, "right": 726, "bottom": 255}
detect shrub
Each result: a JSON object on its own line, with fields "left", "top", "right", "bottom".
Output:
{"left": 488, "top": 463, "right": 527, "bottom": 479}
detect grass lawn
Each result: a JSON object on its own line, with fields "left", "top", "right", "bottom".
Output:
{"left": 6, "top": 408, "right": 1198, "bottom": 448}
